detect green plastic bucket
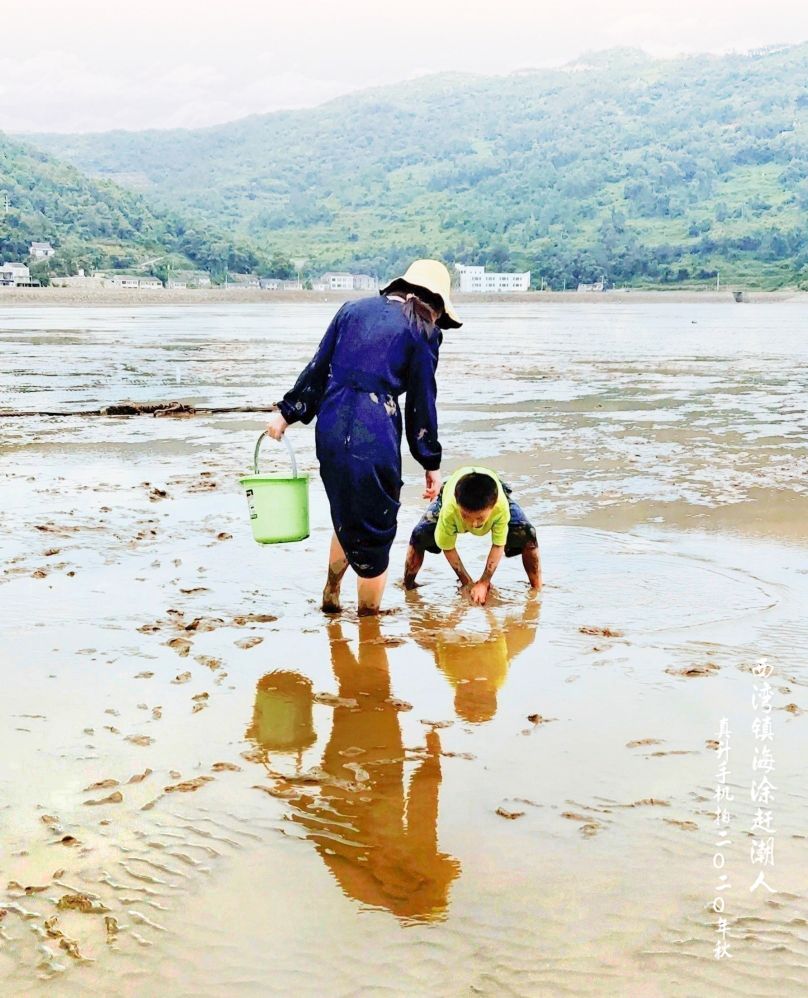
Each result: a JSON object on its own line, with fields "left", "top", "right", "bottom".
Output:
{"left": 240, "top": 432, "right": 309, "bottom": 544}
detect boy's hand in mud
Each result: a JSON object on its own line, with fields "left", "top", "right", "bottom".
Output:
{"left": 266, "top": 413, "right": 288, "bottom": 440}
{"left": 423, "top": 469, "right": 442, "bottom": 500}
{"left": 470, "top": 580, "right": 490, "bottom": 605}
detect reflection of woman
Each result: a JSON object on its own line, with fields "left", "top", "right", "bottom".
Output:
{"left": 412, "top": 599, "right": 540, "bottom": 723}
{"left": 249, "top": 618, "right": 460, "bottom": 921}
{"left": 265, "top": 260, "right": 462, "bottom": 615}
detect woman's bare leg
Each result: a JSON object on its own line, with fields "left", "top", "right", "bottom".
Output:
{"left": 357, "top": 571, "right": 388, "bottom": 616}
{"left": 322, "top": 532, "right": 350, "bottom": 613}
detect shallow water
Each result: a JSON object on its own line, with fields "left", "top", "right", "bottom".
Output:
{"left": 1, "top": 302, "right": 807, "bottom": 995}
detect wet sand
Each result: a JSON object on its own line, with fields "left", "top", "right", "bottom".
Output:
{"left": 1, "top": 302, "right": 807, "bottom": 995}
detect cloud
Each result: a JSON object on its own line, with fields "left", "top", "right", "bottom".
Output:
{"left": 4, "top": 0, "right": 808, "bottom": 133}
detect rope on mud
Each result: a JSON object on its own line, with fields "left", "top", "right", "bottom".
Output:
{"left": 0, "top": 402, "right": 280, "bottom": 418}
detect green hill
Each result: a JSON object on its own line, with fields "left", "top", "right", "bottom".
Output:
{"left": 0, "top": 133, "right": 264, "bottom": 282}
{"left": 22, "top": 45, "right": 808, "bottom": 287}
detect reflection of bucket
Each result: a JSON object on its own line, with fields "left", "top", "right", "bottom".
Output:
{"left": 239, "top": 432, "right": 309, "bottom": 544}
{"left": 246, "top": 670, "right": 317, "bottom": 753}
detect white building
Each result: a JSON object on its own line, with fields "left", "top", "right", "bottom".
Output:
{"left": 227, "top": 273, "right": 260, "bottom": 288}
{"left": 29, "top": 241, "right": 55, "bottom": 260}
{"left": 314, "top": 272, "right": 378, "bottom": 292}
{"left": 260, "top": 277, "right": 302, "bottom": 291}
{"left": 172, "top": 270, "right": 211, "bottom": 288}
{"left": 103, "top": 274, "right": 163, "bottom": 289}
{"left": 577, "top": 281, "right": 605, "bottom": 292}
{"left": 104, "top": 275, "right": 141, "bottom": 289}
{"left": 0, "top": 262, "right": 32, "bottom": 286}
{"left": 456, "top": 265, "right": 531, "bottom": 293}
{"left": 317, "top": 272, "right": 354, "bottom": 291}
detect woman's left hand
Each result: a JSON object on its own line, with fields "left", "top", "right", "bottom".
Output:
{"left": 423, "top": 469, "right": 442, "bottom": 500}
{"left": 266, "top": 413, "right": 289, "bottom": 441}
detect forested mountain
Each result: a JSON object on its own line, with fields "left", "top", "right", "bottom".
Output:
{"left": 0, "top": 133, "right": 262, "bottom": 280}
{"left": 22, "top": 44, "right": 808, "bottom": 287}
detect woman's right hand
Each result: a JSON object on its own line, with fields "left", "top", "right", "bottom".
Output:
{"left": 423, "top": 469, "right": 442, "bottom": 500}
{"left": 266, "top": 413, "right": 289, "bottom": 441}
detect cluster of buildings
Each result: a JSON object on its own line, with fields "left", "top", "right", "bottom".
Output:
{"left": 455, "top": 265, "right": 531, "bottom": 293}
{"left": 49, "top": 269, "right": 165, "bottom": 290}
{"left": 2, "top": 248, "right": 550, "bottom": 296}
{"left": 219, "top": 271, "right": 378, "bottom": 292}
{"left": 1, "top": 242, "right": 55, "bottom": 286}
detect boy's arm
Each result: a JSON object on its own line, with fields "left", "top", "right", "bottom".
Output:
{"left": 470, "top": 544, "right": 505, "bottom": 605}
{"left": 443, "top": 547, "right": 473, "bottom": 588}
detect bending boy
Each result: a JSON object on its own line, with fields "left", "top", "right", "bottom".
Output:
{"left": 404, "top": 467, "right": 541, "bottom": 604}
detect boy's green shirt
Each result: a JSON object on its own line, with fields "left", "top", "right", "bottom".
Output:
{"left": 435, "top": 466, "right": 510, "bottom": 551}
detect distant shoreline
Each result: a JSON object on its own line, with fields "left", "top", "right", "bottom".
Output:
{"left": 0, "top": 287, "right": 804, "bottom": 307}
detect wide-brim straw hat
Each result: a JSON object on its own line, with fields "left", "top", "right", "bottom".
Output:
{"left": 380, "top": 259, "right": 462, "bottom": 329}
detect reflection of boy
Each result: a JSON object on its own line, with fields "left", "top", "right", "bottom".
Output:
{"left": 413, "top": 600, "right": 539, "bottom": 723}
{"left": 404, "top": 466, "right": 541, "bottom": 604}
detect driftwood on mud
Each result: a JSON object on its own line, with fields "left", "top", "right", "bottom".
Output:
{"left": 0, "top": 402, "right": 280, "bottom": 418}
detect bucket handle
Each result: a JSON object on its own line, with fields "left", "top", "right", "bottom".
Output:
{"left": 254, "top": 432, "right": 299, "bottom": 478}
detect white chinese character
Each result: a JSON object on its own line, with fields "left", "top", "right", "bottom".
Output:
{"left": 750, "top": 809, "right": 776, "bottom": 834}
{"left": 750, "top": 837, "right": 775, "bottom": 866}
{"left": 714, "top": 938, "right": 732, "bottom": 959}
{"left": 752, "top": 717, "right": 774, "bottom": 742}
{"left": 751, "top": 660, "right": 773, "bottom": 678}
{"left": 751, "top": 776, "right": 777, "bottom": 804}
{"left": 750, "top": 870, "right": 775, "bottom": 893}
{"left": 752, "top": 682, "right": 773, "bottom": 711}
{"left": 752, "top": 746, "right": 775, "bottom": 773}
{"left": 713, "top": 807, "right": 731, "bottom": 826}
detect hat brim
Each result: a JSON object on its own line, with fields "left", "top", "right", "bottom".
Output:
{"left": 380, "top": 279, "right": 462, "bottom": 329}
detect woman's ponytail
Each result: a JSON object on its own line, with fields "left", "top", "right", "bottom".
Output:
{"left": 401, "top": 294, "right": 438, "bottom": 333}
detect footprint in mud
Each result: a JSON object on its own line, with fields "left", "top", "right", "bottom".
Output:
{"left": 665, "top": 661, "right": 720, "bottom": 678}
{"left": 579, "top": 625, "right": 624, "bottom": 638}
{"left": 235, "top": 636, "right": 263, "bottom": 650}
{"left": 496, "top": 806, "right": 525, "bottom": 820}
{"left": 663, "top": 818, "right": 699, "bottom": 831}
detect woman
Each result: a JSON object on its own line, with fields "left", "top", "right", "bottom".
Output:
{"left": 266, "top": 259, "right": 462, "bottom": 614}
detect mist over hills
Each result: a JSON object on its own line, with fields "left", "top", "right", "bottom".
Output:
{"left": 19, "top": 44, "right": 808, "bottom": 287}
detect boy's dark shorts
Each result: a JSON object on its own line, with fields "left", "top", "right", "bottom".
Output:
{"left": 409, "top": 482, "right": 537, "bottom": 558}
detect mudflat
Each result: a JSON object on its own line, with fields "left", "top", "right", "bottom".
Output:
{"left": 1, "top": 301, "right": 806, "bottom": 995}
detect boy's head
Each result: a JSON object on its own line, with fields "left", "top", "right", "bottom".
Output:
{"left": 455, "top": 472, "right": 498, "bottom": 528}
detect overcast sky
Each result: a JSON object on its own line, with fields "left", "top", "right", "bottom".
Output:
{"left": 5, "top": 0, "right": 808, "bottom": 134}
